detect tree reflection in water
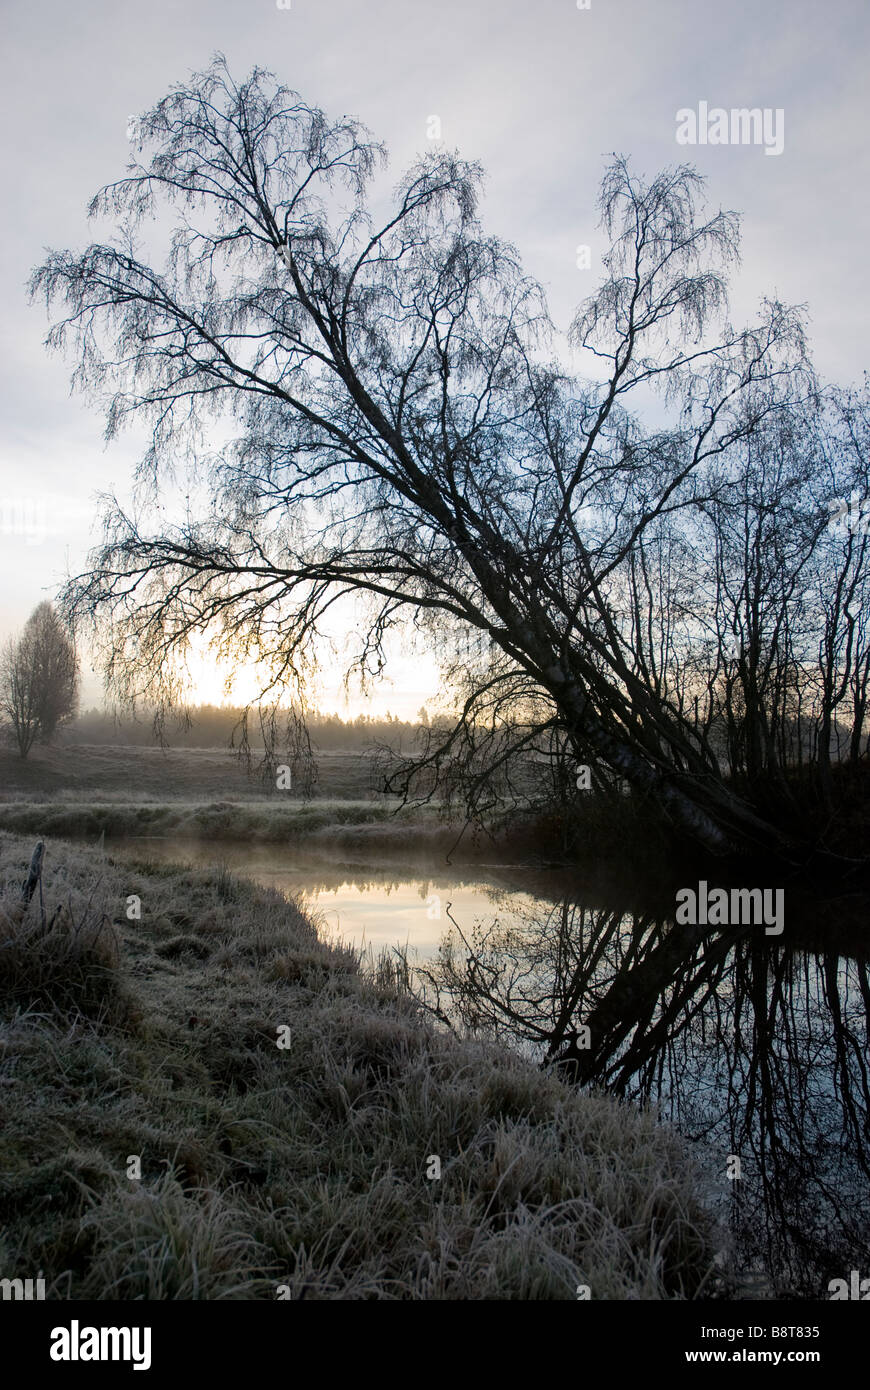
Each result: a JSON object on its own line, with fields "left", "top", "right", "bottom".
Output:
{"left": 415, "top": 896, "right": 870, "bottom": 1297}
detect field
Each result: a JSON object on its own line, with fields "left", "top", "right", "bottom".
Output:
{"left": 0, "top": 741, "right": 387, "bottom": 803}
{"left": 0, "top": 741, "right": 445, "bottom": 846}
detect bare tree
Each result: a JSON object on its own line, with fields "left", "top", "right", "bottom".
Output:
{"left": 0, "top": 603, "right": 80, "bottom": 757}
{"left": 0, "top": 634, "right": 40, "bottom": 758}
{"left": 31, "top": 57, "right": 861, "bottom": 859}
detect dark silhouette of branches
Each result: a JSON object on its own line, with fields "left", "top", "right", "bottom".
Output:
{"left": 30, "top": 56, "right": 868, "bottom": 858}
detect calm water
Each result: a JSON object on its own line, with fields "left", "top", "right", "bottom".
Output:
{"left": 113, "top": 834, "right": 562, "bottom": 958}
{"left": 111, "top": 834, "right": 870, "bottom": 1299}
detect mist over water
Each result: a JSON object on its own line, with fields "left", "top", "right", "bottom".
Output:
{"left": 115, "top": 836, "right": 553, "bottom": 958}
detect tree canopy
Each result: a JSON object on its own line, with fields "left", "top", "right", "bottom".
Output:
{"left": 32, "top": 56, "right": 870, "bottom": 859}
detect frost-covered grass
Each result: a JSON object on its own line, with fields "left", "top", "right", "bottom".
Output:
{"left": 0, "top": 833, "right": 717, "bottom": 1300}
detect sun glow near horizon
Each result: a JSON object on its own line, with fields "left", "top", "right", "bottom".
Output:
{"left": 81, "top": 622, "right": 444, "bottom": 723}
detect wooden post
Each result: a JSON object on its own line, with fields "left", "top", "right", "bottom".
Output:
{"left": 21, "top": 841, "right": 44, "bottom": 904}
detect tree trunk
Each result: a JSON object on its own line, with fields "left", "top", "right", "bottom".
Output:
{"left": 561, "top": 686, "right": 793, "bottom": 859}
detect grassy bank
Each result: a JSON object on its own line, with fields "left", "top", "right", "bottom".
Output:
{"left": 0, "top": 797, "right": 421, "bottom": 844}
{"left": 0, "top": 832, "right": 717, "bottom": 1300}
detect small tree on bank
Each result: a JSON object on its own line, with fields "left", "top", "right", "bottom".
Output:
{"left": 0, "top": 603, "right": 79, "bottom": 757}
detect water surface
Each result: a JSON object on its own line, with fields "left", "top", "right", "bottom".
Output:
{"left": 111, "top": 833, "right": 870, "bottom": 1299}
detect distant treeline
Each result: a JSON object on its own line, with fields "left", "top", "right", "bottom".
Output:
{"left": 65, "top": 705, "right": 434, "bottom": 751}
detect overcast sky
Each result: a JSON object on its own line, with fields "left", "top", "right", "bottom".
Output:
{"left": 1, "top": 0, "right": 868, "bottom": 715}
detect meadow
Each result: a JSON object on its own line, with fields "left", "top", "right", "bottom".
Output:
{"left": 0, "top": 741, "right": 444, "bottom": 846}
{"left": 0, "top": 741, "right": 385, "bottom": 802}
